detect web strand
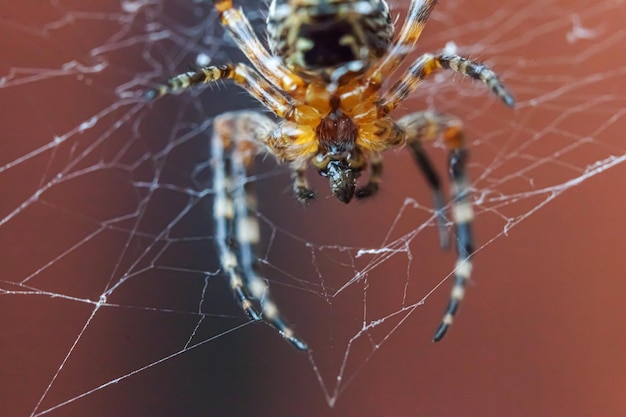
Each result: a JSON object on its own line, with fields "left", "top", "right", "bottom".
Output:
{"left": 1, "top": 0, "right": 625, "bottom": 415}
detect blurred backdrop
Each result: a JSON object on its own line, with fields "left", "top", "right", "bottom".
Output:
{"left": 1, "top": 0, "right": 625, "bottom": 416}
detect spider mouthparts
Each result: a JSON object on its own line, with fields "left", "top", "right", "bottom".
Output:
{"left": 326, "top": 160, "right": 357, "bottom": 203}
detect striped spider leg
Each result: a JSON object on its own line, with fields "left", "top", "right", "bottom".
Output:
{"left": 146, "top": 3, "right": 311, "bottom": 349}
{"left": 396, "top": 111, "right": 474, "bottom": 342}
{"left": 372, "top": 11, "right": 515, "bottom": 340}
{"left": 212, "top": 111, "right": 308, "bottom": 351}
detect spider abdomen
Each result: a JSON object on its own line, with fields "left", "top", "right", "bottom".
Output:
{"left": 267, "top": 0, "right": 393, "bottom": 79}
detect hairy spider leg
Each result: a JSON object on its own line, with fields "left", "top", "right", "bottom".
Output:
{"left": 213, "top": 111, "right": 309, "bottom": 351}
{"left": 379, "top": 53, "right": 515, "bottom": 114}
{"left": 397, "top": 111, "right": 474, "bottom": 342}
{"left": 290, "top": 159, "right": 316, "bottom": 204}
{"left": 366, "top": 0, "right": 437, "bottom": 85}
{"left": 146, "top": 64, "right": 293, "bottom": 118}
{"left": 212, "top": 0, "right": 305, "bottom": 93}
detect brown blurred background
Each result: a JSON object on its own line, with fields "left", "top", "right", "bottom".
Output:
{"left": 1, "top": 0, "right": 625, "bottom": 416}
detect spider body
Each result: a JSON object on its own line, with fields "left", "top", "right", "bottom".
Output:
{"left": 148, "top": 0, "right": 514, "bottom": 350}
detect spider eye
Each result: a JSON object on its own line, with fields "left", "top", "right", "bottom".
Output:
{"left": 312, "top": 153, "right": 331, "bottom": 170}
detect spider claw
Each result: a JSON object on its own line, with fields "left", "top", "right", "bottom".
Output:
{"left": 285, "top": 335, "right": 309, "bottom": 351}
{"left": 295, "top": 187, "right": 316, "bottom": 205}
{"left": 144, "top": 87, "right": 159, "bottom": 100}
{"left": 433, "top": 309, "right": 457, "bottom": 342}
{"left": 355, "top": 182, "right": 379, "bottom": 199}
{"left": 502, "top": 92, "right": 516, "bottom": 107}
{"left": 491, "top": 80, "right": 515, "bottom": 107}
{"left": 433, "top": 322, "right": 449, "bottom": 342}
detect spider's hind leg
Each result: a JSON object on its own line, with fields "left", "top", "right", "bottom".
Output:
{"left": 398, "top": 112, "right": 453, "bottom": 249}
{"left": 398, "top": 111, "right": 474, "bottom": 342}
{"left": 212, "top": 111, "right": 308, "bottom": 351}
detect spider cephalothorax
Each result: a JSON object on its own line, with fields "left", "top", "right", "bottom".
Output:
{"left": 149, "top": 0, "right": 514, "bottom": 350}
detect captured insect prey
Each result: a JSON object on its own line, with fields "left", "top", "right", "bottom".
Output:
{"left": 147, "top": 0, "right": 514, "bottom": 350}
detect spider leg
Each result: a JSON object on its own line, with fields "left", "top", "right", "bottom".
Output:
{"left": 398, "top": 111, "right": 452, "bottom": 249}
{"left": 379, "top": 53, "right": 515, "bottom": 114}
{"left": 146, "top": 63, "right": 293, "bottom": 118}
{"left": 355, "top": 152, "right": 383, "bottom": 199}
{"left": 397, "top": 111, "right": 472, "bottom": 341}
{"left": 213, "top": 110, "right": 308, "bottom": 351}
{"left": 212, "top": 0, "right": 305, "bottom": 93}
{"left": 291, "top": 160, "right": 316, "bottom": 204}
{"left": 366, "top": 0, "right": 437, "bottom": 85}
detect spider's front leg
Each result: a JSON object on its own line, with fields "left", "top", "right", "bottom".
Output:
{"left": 212, "top": 0, "right": 305, "bottom": 93}
{"left": 379, "top": 53, "right": 515, "bottom": 114}
{"left": 397, "top": 111, "right": 474, "bottom": 342}
{"left": 213, "top": 110, "right": 308, "bottom": 351}
{"left": 146, "top": 63, "right": 293, "bottom": 118}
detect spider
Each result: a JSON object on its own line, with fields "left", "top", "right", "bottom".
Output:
{"left": 147, "top": 0, "right": 514, "bottom": 351}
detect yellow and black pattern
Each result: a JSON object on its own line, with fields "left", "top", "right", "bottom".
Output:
{"left": 147, "top": 0, "right": 515, "bottom": 349}
{"left": 146, "top": 64, "right": 294, "bottom": 117}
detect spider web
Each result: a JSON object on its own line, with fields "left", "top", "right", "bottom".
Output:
{"left": 1, "top": 0, "right": 625, "bottom": 415}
